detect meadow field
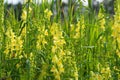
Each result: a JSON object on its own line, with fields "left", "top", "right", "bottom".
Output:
{"left": 0, "top": 0, "right": 120, "bottom": 80}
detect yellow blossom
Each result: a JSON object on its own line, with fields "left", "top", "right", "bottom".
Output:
{"left": 60, "top": 50, "right": 65, "bottom": 56}
{"left": 21, "top": 10, "right": 27, "bottom": 21}
{"left": 52, "top": 55, "right": 59, "bottom": 63}
{"left": 16, "top": 64, "right": 20, "bottom": 69}
{"left": 42, "top": 39, "right": 47, "bottom": 45}
{"left": 57, "top": 60, "right": 63, "bottom": 68}
{"left": 74, "top": 71, "right": 78, "bottom": 80}
{"left": 51, "top": 66, "right": 58, "bottom": 73}
{"left": 19, "top": 55, "right": 23, "bottom": 59}
{"left": 52, "top": 45, "right": 57, "bottom": 53}
{"left": 58, "top": 67, "right": 64, "bottom": 73}
{"left": 55, "top": 73, "right": 61, "bottom": 80}
{"left": 29, "top": 6, "right": 32, "bottom": 13}
{"left": 44, "top": 29, "right": 48, "bottom": 36}
{"left": 44, "top": 9, "right": 53, "bottom": 20}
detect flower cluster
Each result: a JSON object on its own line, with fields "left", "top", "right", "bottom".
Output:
{"left": 50, "top": 23, "right": 65, "bottom": 80}
{"left": 4, "top": 27, "right": 23, "bottom": 58}
{"left": 36, "top": 25, "right": 48, "bottom": 50}
{"left": 112, "top": 14, "right": 120, "bottom": 58}
{"left": 44, "top": 9, "right": 53, "bottom": 21}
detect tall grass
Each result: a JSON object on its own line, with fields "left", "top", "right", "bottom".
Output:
{"left": 0, "top": 0, "right": 120, "bottom": 80}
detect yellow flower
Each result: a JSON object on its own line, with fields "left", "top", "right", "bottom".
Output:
{"left": 48, "top": 10, "right": 53, "bottom": 17}
{"left": 44, "top": 29, "right": 48, "bottom": 36}
{"left": 19, "top": 55, "right": 23, "bottom": 59}
{"left": 54, "top": 39, "right": 66, "bottom": 46}
{"left": 74, "top": 71, "right": 78, "bottom": 80}
{"left": 52, "top": 55, "right": 59, "bottom": 63}
{"left": 21, "top": 10, "right": 27, "bottom": 21}
{"left": 51, "top": 66, "right": 58, "bottom": 73}
{"left": 44, "top": 9, "right": 53, "bottom": 20}
{"left": 52, "top": 45, "right": 57, "bottom": 53}
{"left": 16, "top": 63, "right": 20, "bottom": 69}
{"left": 29, "top": 6, "right": 32, "bottom": 13}
{"left": 100, "top": 18, "right": 105, "bottom": 30}
{"left": 42, "top": 39, "right": 47, "bottom": 45}
{"left": 44, "top": 9, "right": 48, "bottom": 13}
{"left": 4, "top": 48, "right": 9, "bottom": 55}
{"left": 60, "top": 50, "right": 65, "bottom": 56}
{"left": 101, "top": 67, "right": 111, "bottom": 78}
{"left": 55, "top": 73, "right": 61, "bottom": 80}
{"left": 59, "top": 67, "right": 64, "bottom": 73}
{"left": 57, "top": 60, "right": 63, "bottom": 69}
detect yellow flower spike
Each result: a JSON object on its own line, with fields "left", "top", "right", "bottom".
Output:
{"left": 52, "top": 55, "right": 59, "bottom": 63}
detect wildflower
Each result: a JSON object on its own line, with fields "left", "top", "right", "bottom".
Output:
{"left": 57, "top": 60, "right": 63, "bottom": 69}
{"left": 21, "top": 10, "right": 27, "bottom": 21}
{"left": 60, "top": 50, "right": 65, "bottom": 56}
{"left": 58, "top": 67, "right": 64, "bottom": 73}
{"left": 4, "top": 47, "right": 9, "bottom": 55}
{"left": 66, "top": 50, "right": 71, "bottom": 55}
{"left": 57, "top": 60, "right": 64, "bottom": 73}
{"left": 42, "top": 39, "right": 47, "bottom": 45}
{"left": 52, "top": 55, "right": 59, "bottom": 63}
{"left": 52, "top": 45, "right": 57, "bottom": 53}
{"left": 53, "top": 39, "right": 66, "bottom": 47}
{"left": 19, "top": 55, "right": 23, "bottom": 59}
{"left": 100, "top": 18, "right": 105, "bottom": 31}
{"left": 29, "top": 6, "right": 32, "bottom": 13}
{"left": 74, "top": 71, "right": 78, "bottom": 80}
{"left": 101, "top": 67, "right": 111, "bottom": 78}
{"left": 44, "top": 29, "right": 48, "bottom": 36}
{"left": 44, "top": 9, "right": 53, "bottom": 20}
{"left": 51, "top": 66, "right": 58, "bottom": 74}
{"left": 55, "top": 73, "right": 61, "bottom": 80}
{"left": 16, "top": 64, "right": 20, "bottom": 69}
